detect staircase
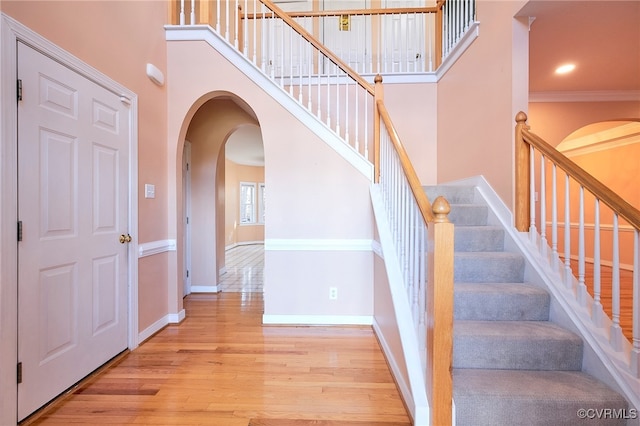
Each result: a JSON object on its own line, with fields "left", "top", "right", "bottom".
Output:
{"left": 425, "top": 185, "right": 630, "bottom": 425}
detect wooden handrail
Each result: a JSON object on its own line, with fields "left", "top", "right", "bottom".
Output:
{"left": 515, "top": 111, "right": 640, "bottom": 231}
{"left": 256, "top": 0, "right": 375, "bottom": 96}
{"left": 243, "top": 6, "right": 440, "bottom": 19}
{"left": 375, "top": 82, "right": 434, "bottom": 224}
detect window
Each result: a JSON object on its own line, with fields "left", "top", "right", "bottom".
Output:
{"left": 258, "top": 183, "right": 266, "bottom": 224}
{"left": 240, "top": 182, "right": 266, "bottom": 225}
{"left": 240, "top": 182, "right": 256, "bottom": 224}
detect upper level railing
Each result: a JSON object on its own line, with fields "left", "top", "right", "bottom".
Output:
{"left": 515, "top": 112, "right": 640, "bottom": 378}
{"left": 169, "top": 0, "right": 476, "bottom": 76}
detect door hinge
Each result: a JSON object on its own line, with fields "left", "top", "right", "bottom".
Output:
{"left": 17, "top": 79, "right": 22, "bottom": 102}
{"left": 186, "top": 217, "right": 189, "bottom": 225}
{"left": 17, "top": 362, "right": 22, "bottom": 384}
{"left": 17, "top": 221, "right": 22, "bottom": 242}
{"left": 186, "top": 270, "right": 189, "bottom": 278}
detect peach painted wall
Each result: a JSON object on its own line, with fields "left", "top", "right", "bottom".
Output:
{"left": 186, "top": 99, "right": 258, "bottom": 288}
{"left": 437, "top": 0, "right": 529, "bottom": 209}
{"left": 224, "top": 159, "right": 265, "bottom": 248}
{"left": 383, "top": 82, "right": 438, "bottom": 185}
{"left": 1, "top": 2, "right": 171, "bottom": 335}
{"left": 167, "top": 40, "right": 374, "bottom": 318}
{"left": 528, "top": 101, "right": 640, "bottom": 147}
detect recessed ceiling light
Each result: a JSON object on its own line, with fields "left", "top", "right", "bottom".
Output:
{"left": 555, "top": 64, "right": 576, "bottom": 74}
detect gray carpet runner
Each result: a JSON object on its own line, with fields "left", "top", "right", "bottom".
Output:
{"left": 424, "top": 185, "right": 629, "bottom": 425}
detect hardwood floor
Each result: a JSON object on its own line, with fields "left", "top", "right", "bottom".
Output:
{"left": 27, "top": 293, "right": 411, "bottom": 425}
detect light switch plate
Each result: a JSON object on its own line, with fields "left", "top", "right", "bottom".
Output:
{"left": 145, "top": 184, "right": 155, "bottom": 199}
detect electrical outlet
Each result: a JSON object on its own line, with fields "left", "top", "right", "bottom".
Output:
{"left": 329, "top": 287, "right": 338, "bottom": 300}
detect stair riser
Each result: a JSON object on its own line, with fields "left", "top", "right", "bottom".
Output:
{"left": 454, "top": 227, "right": 504, "bottom": 252}
{"left": 453, "top": 335, "right": 583, "bottom": 370}
{"left": 448, "top": 205, "right": 488, "bottom": 226}
{"left": 455, "top": 254, "right": 525, "bottom": 283}
{"left": 454, "top": 291, "right": 549, "bottom": 321}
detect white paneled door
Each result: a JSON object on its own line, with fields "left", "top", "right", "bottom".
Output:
{"left": 17, "top": 42, "right": 130, "bottom": 421}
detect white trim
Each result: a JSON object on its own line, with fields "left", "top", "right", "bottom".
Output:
{"left": 369, "top": 184, "right": 429, "bottom": 425}
{"left": 262, "top": 314, "right": 373, "bottom": 325}
{"left": 168, "top": 310, "right": 186, "bottom": 324}
{"left": 373, "top": 318, "right": 418, "bottom": 425}
{"left": 265, "top": 238, "right": 373, "bottom": 251}
{"left": 138, "top": 239, "right": 177, "bottom": 258}
{"left": 225, "top": 240, "right": 264, "bottom": 251}
{"left": 435, "top": 22, "right": 480, "bottom": 81}
{"left": 138, "top": 310, "right": 186, "bottom": 344}
{"left": 165, "top": 25, "right": 373, "bottom": 181}
{"left": 190, "top": 285, "right": 219, "bottom": 293}
{"left": 372, "top": 239, "right": 383, "bottom": 258}
{"left": 529, "top": 90, "right": 640, "bottom": 103}
{"left": 1, "top": 13, "right": 139, "bottom": 424}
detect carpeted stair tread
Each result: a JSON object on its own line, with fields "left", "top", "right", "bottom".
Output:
{"left": 454, "top": 321, "right": 583, "bottom": 370}
{"left": 455, "top": 283, "right": 549, "bottom": 321}
{"left": 454, "top": 369, "right": 629, "bottom": 426}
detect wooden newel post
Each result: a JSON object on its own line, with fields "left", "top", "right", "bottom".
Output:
{"left": 374, "top": 74, "right": 383, "bottom": 183}
{"left": 515, "top": 111, "right": 530, "bottom": 232}
{"left": 427, "top": 196, "right": 454, "bottom": 426}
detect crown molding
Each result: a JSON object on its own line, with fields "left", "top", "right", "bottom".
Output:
{"left": 529, "top": 90, "right": 640, "bottom": 103}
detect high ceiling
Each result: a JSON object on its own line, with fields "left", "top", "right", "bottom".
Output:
{"left": 519, "top": 0, "right": 640, "bottom": 96}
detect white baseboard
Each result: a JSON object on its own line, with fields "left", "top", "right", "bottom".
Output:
{"left": 168, "top": 310, "right": 186, "bottom": 324}
{"left": 262, "top": 314, "right": 373, "bottom": 325}
{"left": 138, "top": 309, "right": 185, "bottom": 344}
{"left": 225, "top": 241, "right": 264, "bottom": 251}
{"left": 191, "top": 285, "right": 218, "bottom": 293}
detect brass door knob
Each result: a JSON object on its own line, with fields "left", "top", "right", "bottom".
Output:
{"left": 119, "top": 234, "right": 132, "bottom": 244}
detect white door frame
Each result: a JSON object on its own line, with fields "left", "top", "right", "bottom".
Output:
{"left": 0, "top": 13, "right": 139, "bottom": 425}
{"left": 183, "top": 140, "right": 192, "bottom": 297}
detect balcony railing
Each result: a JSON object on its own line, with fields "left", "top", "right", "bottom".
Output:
{"left": 168, "top": 0, "right": 476, "bottom": 76}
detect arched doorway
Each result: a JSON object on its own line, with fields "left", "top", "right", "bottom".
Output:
{"left": 180, "top": 94, "right": 264, "bottom": 297}
{"left": 219, "top": 124, "right": 265, "bottom": 293}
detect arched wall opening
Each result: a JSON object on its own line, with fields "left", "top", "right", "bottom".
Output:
{"left": 177, "top": 92, "right": 262, "bottom": 298}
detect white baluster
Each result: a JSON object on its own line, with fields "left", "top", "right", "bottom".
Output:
{"left": 592, "top": 199, "right": 604, "bottom": 326}
{"left": 252, "top": 0, "right": 257, "bottom": 64}
{"left": 564, "top": 174, "right": 572, "bottom": 288}
{"left": 190, "top": 0, "right": 195, "bottom": 25}
{"left": 540, "top": 155, "right": 547, "bottom": 258}
{"left": 180, "top": 0, "right": 185, "bottom": 25}
{"left": 610, "top": 214, "right": 624, "bottom": 351}
{"left": 529, "top": 145, "right": 537, "bottom": 244}
{"left": 577, "top": 186, "right": 587, "bottom": 306}
{"left": 217, "top": 0, "right": 221, "bottom": 33}
{"left": 344, "top": 79, "right": 350, "bottom": 147}
{"left": 551, "top": 164, "right": 559, "bottom": 270}
{"left": 225, "top": 0, "right": 230, "bottom": 41}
